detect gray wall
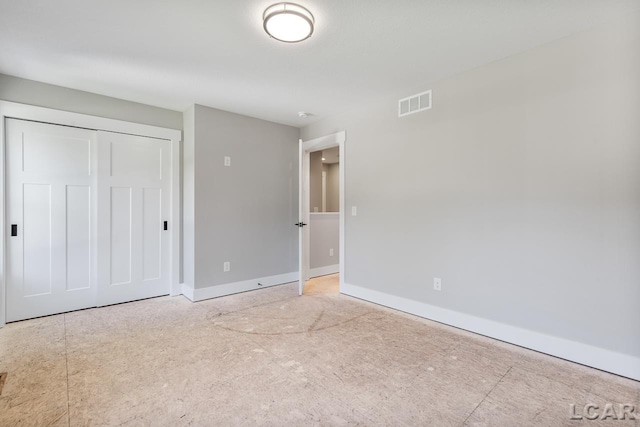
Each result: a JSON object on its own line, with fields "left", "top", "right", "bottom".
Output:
{"left": 310, "top": 213, "right": 339, "bottom": 270}
{"left": 185, "top": 105, "right": 299, "bottom": 289}
{"left": 0, "top": 74, "right": 182, "bottom": 130}
{"left": 301, "top": 21, "right": 640, "bottom": 358}
{"left": 327, "top": 163, "right": 339, "bottom": 213}
{"left": 310, "top": 159, "right": 339, "bottom": 213}
{"left": 183, "top": 106, "right": 196, "bottom": 288}
{"left": 309, "top": 151, "right": 323, "bottom": 212}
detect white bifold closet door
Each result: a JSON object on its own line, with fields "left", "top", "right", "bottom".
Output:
{"left": 5, "top": 120, "right": 171, "bottom": 322}
{"left": 96, "top": 131, "right": 171, "bottom": 306}
{"left": 5, "top": 119, "right": 98, "bottom": 322}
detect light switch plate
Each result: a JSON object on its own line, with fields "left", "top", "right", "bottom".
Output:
{"left": 352, "top": 206, "right": 357, "bottom": 216}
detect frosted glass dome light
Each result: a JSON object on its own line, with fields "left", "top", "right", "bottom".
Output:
{"left": 263, "top": 3, "right": 315, "bottom": 43}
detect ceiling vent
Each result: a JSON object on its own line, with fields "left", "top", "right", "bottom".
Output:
{"left": 398, "top": 89, "right": 432, "bottom": 117}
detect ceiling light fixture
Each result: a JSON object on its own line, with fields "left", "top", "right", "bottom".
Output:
{"left": 263, "top": 3, "right": 315, "bottom": 43}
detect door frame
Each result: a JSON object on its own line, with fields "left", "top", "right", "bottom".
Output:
{"left": 298, "top": 131, "right": 345, "bottom": 295}
{"left": 0, "top": 101, "right": 182, "bottom": 327}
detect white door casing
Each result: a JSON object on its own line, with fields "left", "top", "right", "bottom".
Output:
{"left": 321, "top": 171, "right": 327, "bottom": 213}
{"left": 96, "top": 131, "right": 171, "bottom": 306}
{"left": 5, "top": 119, "right": 98, "bottom": 322}
{"left": 299, "top": 131, "right": 346, "bottom": 295}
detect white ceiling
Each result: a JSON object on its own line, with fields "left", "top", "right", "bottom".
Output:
{"left": 0, "top": 0, "right": 637, "bottom": 127}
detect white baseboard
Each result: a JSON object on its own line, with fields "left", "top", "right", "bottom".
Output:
{"left": 341, "top": 282, "right": 640, "bottom": 381}
{"left": 309, "top": 264, "right": 339, "bottom": 278}
{"left": 170, "top": 283, "right": 182, "bottom": 297}
{"left": 183, "top": 272, "right": 298, "bottom": 302}
{"left": 181, "top": 283, "right": 194, "bottom": 301}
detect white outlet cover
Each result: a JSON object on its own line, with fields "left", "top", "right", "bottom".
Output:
{"left": 224, "top": 156, "right": 231, "bottom": 166}
{"left": 434, "top": 277, "right": 442, "bottom": 291}
{"left": 223, "top": 261, "right": 231, "bottom": 272}
{"left": 351, "top": 206, "right": 357, "bottom": 216}
{"left": 329, "top": 248, "right": 334, "bottom": 256}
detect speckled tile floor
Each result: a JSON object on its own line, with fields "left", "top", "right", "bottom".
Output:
{"left": 0, "top": 274, "right": 638, "bottom": 426}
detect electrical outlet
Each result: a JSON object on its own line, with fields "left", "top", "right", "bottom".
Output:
{"left": 352, "top": 206, "right": 357, "bottom": 216}
{"left": 329, "top": 248, "right": 334, "bottom": 256}
{"left": 433, "top": 277, "right": 442, "bottom": 291}
{"left": 224, "top": 156, "right": 231, "bottom": 167}
{"left": 223, "top": 261, "right": 231, "bottom": 272}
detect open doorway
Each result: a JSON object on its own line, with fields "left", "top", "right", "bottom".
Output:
{"left": 305, "top": 148, "right": 340, "bottom": 294}
{"left": 297, "top": 132, "right": 345, "bottom": 296}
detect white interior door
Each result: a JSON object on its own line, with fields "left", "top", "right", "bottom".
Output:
{"left": 298, "top": 139, "right": 304, "bottom": 295}
{"left": 303, "top": 149, "right": 310, "bottom": 282}
{"left": 298, "top": 139, "right": 311, "bottom": 295}
{"left": 97, "top": 131, "right": 171, "bottom": 306}
{"left": 5, "top": 119, "right": 97, "bottom": 322}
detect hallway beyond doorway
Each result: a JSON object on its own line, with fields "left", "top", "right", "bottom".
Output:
{"left": 303, "top": 273, "right": 339, "bottom": 295}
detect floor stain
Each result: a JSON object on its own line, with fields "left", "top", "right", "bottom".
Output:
{"left": 308, "top": 310, "right": 325, "bottom": 332}
{"left": 211, "top": 311, "right": 374, "bottom": 336}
